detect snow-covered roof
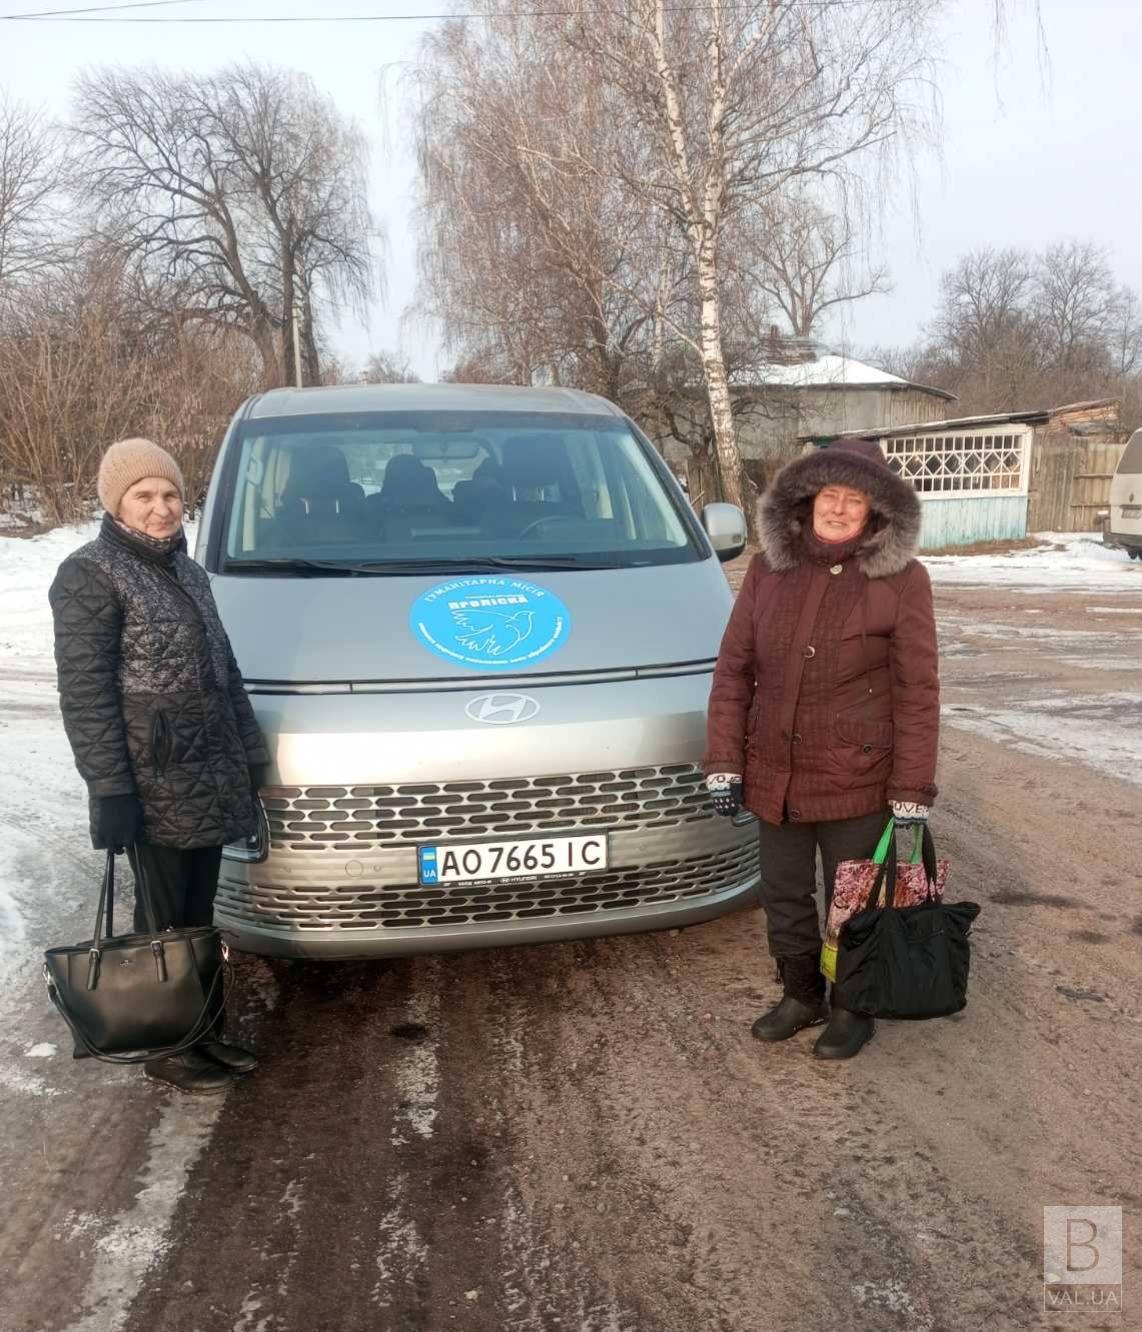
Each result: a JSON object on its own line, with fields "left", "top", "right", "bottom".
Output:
{"left": 754, "top": 353, "right": 957, "bottom": 401}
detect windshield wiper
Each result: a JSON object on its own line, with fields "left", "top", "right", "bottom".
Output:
{"left": 222, "top": 558, "right": 368, "bottom": 576}
{"left": 441, "top": 556, "right": 614, "bottom": 571}
{"left": 223, "top": 555, "right": 614, "bottom": 576}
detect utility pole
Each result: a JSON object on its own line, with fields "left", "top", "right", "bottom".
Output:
{"left": 292, "top": 305, "right": 303, "bottom": 388}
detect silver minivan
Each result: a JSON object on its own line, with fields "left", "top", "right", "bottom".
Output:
{"left": 196, "top": 382, "right": 759, "bottom": 958}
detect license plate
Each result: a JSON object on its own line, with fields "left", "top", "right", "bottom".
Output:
{"left": 417, "top": 834, "right": 608, "bottom": 886}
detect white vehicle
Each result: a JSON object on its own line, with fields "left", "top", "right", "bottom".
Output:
{"left": 1103, "top": 428, "right": 1142, "bottom": 559}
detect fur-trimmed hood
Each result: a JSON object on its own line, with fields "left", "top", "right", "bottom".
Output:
{"left": 758, "top": 438, "right": 921, "bottom": 579}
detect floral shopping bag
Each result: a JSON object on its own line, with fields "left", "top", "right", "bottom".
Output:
{"left": 820, "top": 819, "right": 950, "bottom": 982}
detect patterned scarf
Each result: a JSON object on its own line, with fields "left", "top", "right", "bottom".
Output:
{"left": 103, "top": 513, "right": 186, "bottom": 564}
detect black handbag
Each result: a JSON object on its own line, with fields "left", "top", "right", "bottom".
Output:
{"left": 833, "top": 827, "right": 980, "bottom": 1020}
{"left": 43, "top": 850, "right": 229, "bottom": 1064}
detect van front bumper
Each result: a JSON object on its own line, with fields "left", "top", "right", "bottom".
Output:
{"left": 217, "top": 794, "right": 759, "bottom": 959}
{"left": 216, "top": 860, "right": 759, "bottom": 959}
{"left": 215, "top": 673, "right": 760, "bottom": 958}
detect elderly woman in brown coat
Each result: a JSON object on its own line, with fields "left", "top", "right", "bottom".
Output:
{"left": 704, "top": 438, "right": 939, "bottom": 1060}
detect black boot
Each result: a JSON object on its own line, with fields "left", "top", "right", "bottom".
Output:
{"left": 751, "top": 953, "right": 828, "bottom": 1042}
{"left": 197, "top": 1039, "right": 258, "bottom": 1074}
{"left": 196, "top": 1007, "right": 258, "bottom": 1074}
{"left": 813, "top": 1006, "right": 875, "bottom": 1060}
{"left": 144, "top": 1049, "right": 234, "bottom": 1094}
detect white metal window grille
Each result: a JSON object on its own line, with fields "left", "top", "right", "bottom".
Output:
{"left": 882, "top": 428, "right": 1031, "bottom": 496}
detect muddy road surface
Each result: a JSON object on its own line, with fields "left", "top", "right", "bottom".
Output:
{"left": 2, "top": 569, "right": 1140, "bottom": 1332}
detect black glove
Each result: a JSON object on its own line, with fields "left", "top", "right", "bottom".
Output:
{"left": 93, "top": 794, "right": 144, "bottom": 851}
{"left": 706, "top": 773, "right": 744, "bottom": 817}
{"left": 248, "top": 763, "right": 267, "bottom": 800}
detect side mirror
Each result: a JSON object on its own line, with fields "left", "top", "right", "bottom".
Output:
{"left": 701, "top": 502, "right": 747, "bottom": 563}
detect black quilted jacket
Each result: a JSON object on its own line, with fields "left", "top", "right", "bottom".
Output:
{"left": 49, "top": 516, "right": 269, "bottom": 849}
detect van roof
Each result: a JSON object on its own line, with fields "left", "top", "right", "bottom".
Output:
{"left": 247, "top": 382, "right": 625, "bottom": 420}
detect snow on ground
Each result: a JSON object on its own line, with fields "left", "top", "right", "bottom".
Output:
{"left": 0, "top": 524, "right": 104, "bottom": 1028}
{"left": 933, "top": 532, "right": 1141, "bottom": 787}
{"left": 926, "top": 531, "right": 1142, "bottom": 593}
{"left": 945, "top": 695, "right": 1142, "bottom": 789}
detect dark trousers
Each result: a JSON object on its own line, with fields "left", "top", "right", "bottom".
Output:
{"left": 755, "top": 809, "right": 888, "bottom": 958}
{"left": 127, "top": 844, "right": 223, "bottom": 933}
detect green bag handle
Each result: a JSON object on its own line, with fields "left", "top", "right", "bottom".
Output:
{"left": 871, "top": 818, "right": 925, "bottom": 866}
{"left": 871, "top": 818, "right": 895, "bottom": 865}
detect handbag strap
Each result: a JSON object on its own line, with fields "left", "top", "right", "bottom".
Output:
{"left": 871, "top": 819, "right": 895, "bottom": 866}
{"left": 88, "top": 849, "right": 162, "bottom": 989}
{"left": 92, "top": 851, "right": 115, "bottom": 947}
{"left": 92, "top": 848, "right": 163, "bottom": 944}
{"left": 915, "top": 825, "right": 939, "bottom": 892}
{"left": 872, "top": 836, "right": 898, "bottom": 909}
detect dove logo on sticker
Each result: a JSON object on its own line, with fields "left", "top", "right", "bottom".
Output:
{"left": 410, "top": 577, "right": 572, "bottom": 671}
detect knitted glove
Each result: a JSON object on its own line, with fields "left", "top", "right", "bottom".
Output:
{"left": 93, "top": 794, "right": 144, "bottom": 851}
{"left": 890, "top": 800, "right": 930, "bottom": 827}
{"left": 706, "top": 773, "right": 744, "bottom": 817}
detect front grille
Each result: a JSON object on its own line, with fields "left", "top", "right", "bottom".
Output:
{"left": 218, "top": 841, "right": 758, "bottom": 932}
{"left": 263, "top": 764, "right": 710, "bottom": 852}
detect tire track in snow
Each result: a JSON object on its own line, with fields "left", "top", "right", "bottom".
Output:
{"left": 59, "top": 1097, "right": 224, "bottom": 1332}
{"left": 373, "top": 958, "right": 440, "bottom": 1312}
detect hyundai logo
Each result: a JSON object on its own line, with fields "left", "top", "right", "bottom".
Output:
{"left": 464, "top": 692, "right": 541, "bottom": 725}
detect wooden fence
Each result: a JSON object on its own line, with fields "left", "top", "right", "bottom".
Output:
{"left": 1027, "top": 435, "right": 1126, "bottom": 533}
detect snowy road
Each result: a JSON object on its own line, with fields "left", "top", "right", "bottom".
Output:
{"left": 0, "top": 529, "right": 1139, "bottom": 1332}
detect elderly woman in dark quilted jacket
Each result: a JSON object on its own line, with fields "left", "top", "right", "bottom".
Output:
{"left": 49, "top": 438, "right": 269, "bottom": 1094}
{"left": 704, "top": 438, "right": 940, "bottom": 1061}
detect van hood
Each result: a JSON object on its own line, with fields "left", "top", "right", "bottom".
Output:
{"left": 211, "top": 560, "right": 733, "bottom": 684}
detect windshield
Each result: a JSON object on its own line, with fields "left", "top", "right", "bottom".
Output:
{"left": 219, "top": 410, "right": 700, "bottom": 572}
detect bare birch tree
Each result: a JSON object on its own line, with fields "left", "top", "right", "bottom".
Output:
{"left": 562, "top": 0, "right": 940, "bottom": 523}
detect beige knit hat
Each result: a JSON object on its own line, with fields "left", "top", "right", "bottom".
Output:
{"left": 97, "top": 438, "right": 185, "bottom": 516}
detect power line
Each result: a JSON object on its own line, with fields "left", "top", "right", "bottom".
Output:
{"left": 0, "top": 0, "right": 882, "bottom": 20}
{"left": 1, "top": 0, "right": 210, "bottom": 16}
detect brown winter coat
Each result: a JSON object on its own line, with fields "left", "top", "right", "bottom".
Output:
{"left": 704, "top": 440, "right": 940, "bottom": 825}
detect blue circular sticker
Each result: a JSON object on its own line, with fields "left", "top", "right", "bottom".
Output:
{"left": 410, "top": 577, "right": 572, "bottom": 671}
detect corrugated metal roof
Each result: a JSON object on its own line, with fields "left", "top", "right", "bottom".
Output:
{"left": 803, "top": 396, "right": 1123, "bottom": 442}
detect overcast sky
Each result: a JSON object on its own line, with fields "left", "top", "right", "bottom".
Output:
{"left": 2, "top": 0, "right": 1140, "bottom": 381}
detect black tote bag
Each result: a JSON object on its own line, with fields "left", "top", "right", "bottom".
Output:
{"left": 833, "top": 827, "right": 980, "bottom": 1021}
{"left": 43, "top": 850, "right": 228, "bottom": 1064}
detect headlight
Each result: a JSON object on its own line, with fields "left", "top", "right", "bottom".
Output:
{"left": 223, "top": 801, "right": 269, "bottom": 864}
